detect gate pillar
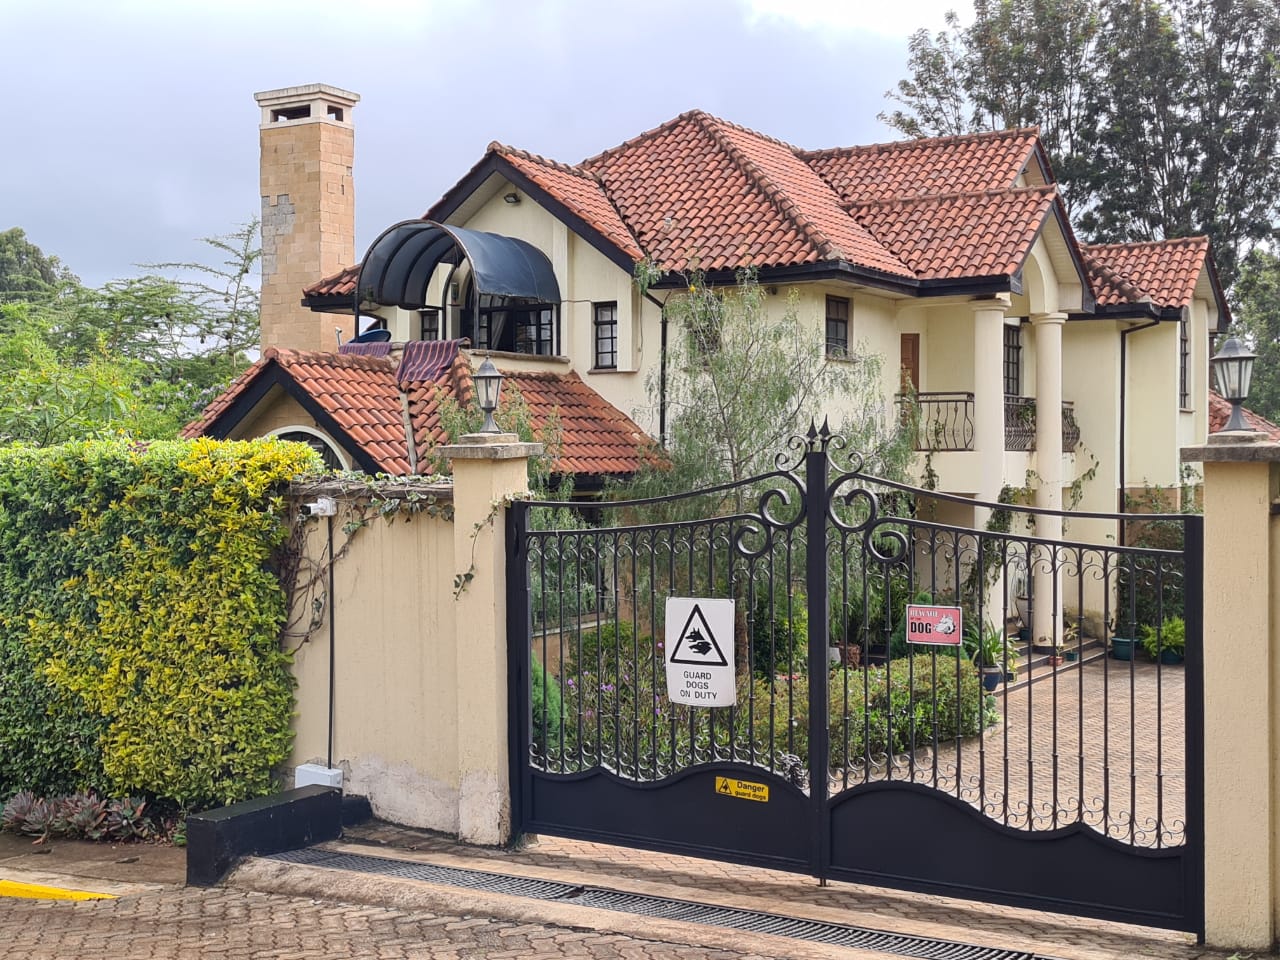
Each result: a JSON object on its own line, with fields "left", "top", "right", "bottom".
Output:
{"left": 1184, "top": 431, "right": 1280, "bottom": 950}
{"left": 443, "top": 432, "right": 542, "bottom": 846}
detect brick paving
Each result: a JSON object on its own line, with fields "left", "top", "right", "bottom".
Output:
{"left": 341, "top": 823, "right": 1229, "bottom": 960}
{"left": 863, "top": 655, "right": 1185, "bottom": 844}
{"left": 0, "top": 883, "right": 783, "bottom": 960}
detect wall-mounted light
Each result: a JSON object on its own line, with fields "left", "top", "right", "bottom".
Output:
{"left": 503, "top": 191, "right": 520, "bottom": 204}
{"left": 475, "top": 357, "right": 504, "bottom": 433}
{"left": 1211, "top": 336, "right": 1257, "bottom": 431}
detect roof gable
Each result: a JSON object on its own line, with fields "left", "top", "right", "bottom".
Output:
{"left": 184, "top": 346, "right": 655, "bottom": 479}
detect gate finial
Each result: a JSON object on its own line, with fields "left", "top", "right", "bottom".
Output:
{"left": 806, "top": 416, "right": 834, "bottom": 451}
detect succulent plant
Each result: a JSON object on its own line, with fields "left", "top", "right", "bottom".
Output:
{"left": 105, "top": 797, "right": 153, "bottom": 841}
{"left": 1, "top": 791, "right": 36, "bottom": 833}
{"left": 61, "top": 792, "right": 109, "bottom": 841}
{"left": 21, "top": 798, "right": 56, "bottom": 841}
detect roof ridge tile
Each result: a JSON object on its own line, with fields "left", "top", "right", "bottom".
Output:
{"left": 801, "top": 126, "right": 1040, "bottom": 162}
{"left": 693, "top": 113, "right": 841, "bottom": 261}
{"left": 579, "top": 109, "right": 713, "bottom": 169}
{"left": 490, "top": 141, "right": 603, "bottom": 185}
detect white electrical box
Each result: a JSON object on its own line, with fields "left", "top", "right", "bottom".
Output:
{"left": 294, "top": 763, "right": 343, "bottom": 789}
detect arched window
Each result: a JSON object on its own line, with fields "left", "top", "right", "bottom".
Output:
{"left": 270, "top": 427, "right": 348, "bottom": 472}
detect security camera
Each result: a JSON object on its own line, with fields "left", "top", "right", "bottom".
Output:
{"left": 302, "top": 497, "right": 337, "bottom": 517}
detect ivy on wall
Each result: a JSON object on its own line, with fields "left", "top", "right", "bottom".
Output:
{"left": 0, "top": 437, "right": 319, "bottom": 809}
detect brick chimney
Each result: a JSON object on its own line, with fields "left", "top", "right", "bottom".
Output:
{"left": 254, "top": 84, "right": 360, "bottom": 352}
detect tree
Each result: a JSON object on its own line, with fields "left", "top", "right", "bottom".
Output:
{"left": 623, "top": 268, "right": 915, "bottom": 510}
{"left": 881, "top": 0, "right": 1280, "bottom": 286}
{"left": 0, "top": 304, "right": 185, "bottom": 445}
{"left": 1, "top": 220, "right": 262, "bottom": 435}
{"left": 0, "top": 228, "right": 77, "bottom": 299}
{"left": 1234, "top": 246, "right": 1280, "bottom": 421}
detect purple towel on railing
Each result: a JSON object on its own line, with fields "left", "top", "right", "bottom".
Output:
{"left": 338, "top": 342, "right": 393, "bottom": 357}
{"left": 397, "top": 339, "right": 460, "bottom": 382}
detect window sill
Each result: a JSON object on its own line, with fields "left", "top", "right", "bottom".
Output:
{"left": 478, "top": 349, "right": 570, "bottom": 365}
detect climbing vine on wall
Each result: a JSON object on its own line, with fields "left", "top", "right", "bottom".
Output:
{"left": 0, "top": 437, "right": 320, "bottom": 809}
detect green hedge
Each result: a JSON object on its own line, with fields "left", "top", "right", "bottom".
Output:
{"left": 0, "top": 437, "right": 318, "bottom": 808}
{"left": 752, "top": 654, "right": 990, "bottom": 767}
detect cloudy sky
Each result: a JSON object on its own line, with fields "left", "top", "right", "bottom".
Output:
{"left": 1, "top": 0, "right": 962, "bottom": 289}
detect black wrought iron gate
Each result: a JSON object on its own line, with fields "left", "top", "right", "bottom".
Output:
{"left": 507, "top": 426, "right": 1203, "bottom": 934}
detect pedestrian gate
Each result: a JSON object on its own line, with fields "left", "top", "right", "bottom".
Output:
{"left": 506, "top": 426, "right": 1203, "bottom": 934}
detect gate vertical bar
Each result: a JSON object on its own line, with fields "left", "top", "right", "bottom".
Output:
{"left": 506, "top": 499, "right": 532, "bottom": 839}
{"left": 805, "top": 426, "right": 831, "bottom": 880}
{"left": 1182, "top": 513, "right": 1205, "bottom": 941}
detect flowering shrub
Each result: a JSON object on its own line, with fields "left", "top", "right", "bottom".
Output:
{"left": 0, "top": 437, "right": 318, "bottom": 808}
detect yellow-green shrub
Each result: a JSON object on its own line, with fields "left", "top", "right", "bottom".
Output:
{"left": 0, "top": 437, "right": 319, "bottom": 808}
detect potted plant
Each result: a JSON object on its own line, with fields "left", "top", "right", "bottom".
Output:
{"left": 1062, "top": 621, "right": 1080, "bottom": 662}
{"left": 1140, "top": 616, "right": 1186, "bottom": 664}
{"left": 971, "top": 623, "right": 1019, "bottom": 690}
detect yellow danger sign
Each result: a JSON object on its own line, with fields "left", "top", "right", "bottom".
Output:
{"left": 715, "top": 776, "right": 769, "bottom": 802}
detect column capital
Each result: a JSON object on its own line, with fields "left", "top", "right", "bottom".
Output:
{"left": 969, "top": 294, "right": 1011, "bottom": 315}
{"left": 1031, "top": 311, "right": 1068, "bottom": 326}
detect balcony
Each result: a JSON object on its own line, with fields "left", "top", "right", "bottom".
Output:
{"left": 900, "top": 393, "right": 1080, "bottom": 453}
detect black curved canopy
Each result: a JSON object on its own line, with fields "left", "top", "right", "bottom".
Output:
{"left": 355, "top": 220, "right": 561, "bottom": 310}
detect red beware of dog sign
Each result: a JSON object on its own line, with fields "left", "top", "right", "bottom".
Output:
{"left": 905, "top": 605, "right": 963, "bottom": 646}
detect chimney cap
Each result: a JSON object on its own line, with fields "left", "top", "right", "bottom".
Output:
{"left": 254, "top": 83, "right": 360, "bottom": 108}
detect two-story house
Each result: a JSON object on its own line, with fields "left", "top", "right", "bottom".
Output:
{"left": 188, "top": 85, "right": 1228, "bottom": 638}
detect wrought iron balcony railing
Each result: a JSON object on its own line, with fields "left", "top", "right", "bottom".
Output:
{"left": 898, "top": 393, "right": 1080, "bottom": 454}
{"left": 899, "top": 392, "right": 974, "bottom": 451}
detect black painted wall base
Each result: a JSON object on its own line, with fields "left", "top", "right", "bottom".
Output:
{"left": 186, "top": 785, "right": 342, "bottom": 887}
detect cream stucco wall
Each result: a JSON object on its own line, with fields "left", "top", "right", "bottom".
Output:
{"left": 289, "top": 489, "right": 461, "bottom": 830}
{"left": 1127, "top": 321, "right": 1182, "bottom": 491}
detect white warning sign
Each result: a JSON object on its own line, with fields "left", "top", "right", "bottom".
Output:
{"left": 665, "top": 598, "right": 736, "bottom": 707}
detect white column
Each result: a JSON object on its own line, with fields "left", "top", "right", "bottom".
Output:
{"left": 1031, "top": 312, "right": 1066, "bottom": 647}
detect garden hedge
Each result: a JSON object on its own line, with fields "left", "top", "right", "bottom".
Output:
{"left": 0, "top": 437, "right": 318, "bottom": 809}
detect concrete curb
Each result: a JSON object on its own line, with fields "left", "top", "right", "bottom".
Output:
{"left": 228, "top": 856, "right": 899, "bottom": 960}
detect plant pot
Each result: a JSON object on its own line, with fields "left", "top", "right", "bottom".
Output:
{"left": 980, "top": 667, "right": 1003, "bottom": 692}
{"left": 1049, "top": 655, "right": 1065, "bottom": 666}
{"left": 1017, "top": 626, "right": 1032, "bottom": 645}
{"left": 1064, "top": 649, "right": 1079, "bottom": 662}
{"left": 1110, "top": 636, "right": 1139, "bottom": 660}
{"left": 1157, "top": 648, "right": 1184, "bottom": 665}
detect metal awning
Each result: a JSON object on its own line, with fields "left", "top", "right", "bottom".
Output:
{"left": 355, "top": 220, "right": 561, "bottom": 310}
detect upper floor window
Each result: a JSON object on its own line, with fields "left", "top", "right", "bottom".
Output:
{"left": 1180, "top": 319, "right": 1191, "bottom": 409}
{"left": 1003, "top": 323, "right": 1022, "bottom": 396}
{"left": 826, "top": 296, "right": 849, "bottom": 357}
{"left": 419, "top": 309, "right": 441, "bottom": 341}
{"left": 594, "top": 302, "right": 618, "bottom": 369}
{"left": 469, "top": 293, "right": 559, "bottom": 356}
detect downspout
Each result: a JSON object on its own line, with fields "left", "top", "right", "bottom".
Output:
{"left": 642, "top": 289, "right": 669, "bottom": 447}
{"left": 1118, "top": 318, "right": 1161, "bottom": 545}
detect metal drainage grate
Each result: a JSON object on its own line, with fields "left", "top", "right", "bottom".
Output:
{"left": 267, "top": 848, "right": 1058, "bottom": 960}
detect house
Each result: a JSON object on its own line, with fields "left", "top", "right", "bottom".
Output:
{"left": 191, "top": 84, "right": 1230, "bottom": 542}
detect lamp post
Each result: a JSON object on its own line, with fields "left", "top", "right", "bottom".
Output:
{"left": 1211, "top": 336, "right": 1257, "bottom": 432}
{"left": 474, "top": 357, "right": 504, "bottom": 434}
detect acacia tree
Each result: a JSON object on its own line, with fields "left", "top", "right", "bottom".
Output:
{"left": 881, "top": 0, "right": 1280, "bottom": 286}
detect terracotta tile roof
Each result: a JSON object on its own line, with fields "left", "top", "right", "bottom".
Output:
{"left": 577, "top": 111, "right": 912, "bottom": 276}
{"left": 1082, "top": 237, "right": 1210, "bottom": 309}
{"left": 1208, "top": 390, "right": 1280, "bottom": 439}
{"left": 848, "top": 187, "right": 1057, "bottom": 279}
{"left": 305, "top": 112, "right": 1223, "bottom": 318}
{"left": 491, "top": 144, "right": 643, "bottom": 261}
{"left": 183, "top": 347, "right": 654, "bottom": 478}
{"left": 303, "top": 263, "right": 359, "bottom": 298}
{"left": 803, "top": 128, "right": 1040, "bottom": 204}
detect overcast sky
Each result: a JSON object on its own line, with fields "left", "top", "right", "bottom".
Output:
{"left": 1, "top": 0, "right": 962, "bottom": 289}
